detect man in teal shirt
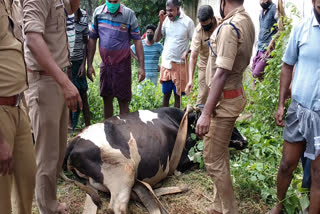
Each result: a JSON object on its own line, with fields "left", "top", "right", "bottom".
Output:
{"left": 131, "top": 24, "right": 163, "bottom": 86}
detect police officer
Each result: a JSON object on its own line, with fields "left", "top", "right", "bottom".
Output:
{"left": 0, "top": 0, "right": 36, "bottom": 213}
{"left": 196, "top": 0, "right": 255, "bottom": 213}
{"left": 22, "top": 0, "right": 81, "bottom": 213}
{"left": 185, "top": 5, "right": 219, "bottom": 105}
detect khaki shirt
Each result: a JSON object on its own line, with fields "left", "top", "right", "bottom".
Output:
{"left": 23, "top": 0, "right": 71, "bottom": 71}
{"left": 190, "top": 17, "right": 220, "bottom": 69}
{"left": 0, "top": 0, "right": 27, "bottom": 97}
{"left": 206, "top": 6, "right": 255, "bottom": 90}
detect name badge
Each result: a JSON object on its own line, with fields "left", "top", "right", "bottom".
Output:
{"left": 120, "top": 24, "right": 128, "bottom": 31}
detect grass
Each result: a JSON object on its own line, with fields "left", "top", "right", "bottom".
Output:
{"left": 32, "top": 167, "right": 269, "bottom": 214}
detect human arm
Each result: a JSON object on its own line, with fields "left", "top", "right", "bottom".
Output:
{"left": 78, "top": 34, "right": 88, "bottom": 77}
{"left": 274, "top": 24, "right": 298, "bottom": 126}
{"left": 87, "top": 38, "right": 97, "bottom": 82}
{"left": 130, "top": 45, "right": 138, "bottom": 60}
{"left": 68, "top": 0, "right": 80, "bottom": 15}
{"left": 0, "top": 131, "right": 13, "bottom": 176}
{"left": 274, "top": 63, "right": 294, "bottom": 127}
{"left": 154, "top": 10, "right": 167, "bottom": 42}
{"left": 25, "top": 32, "right": 82, "bottom": 112}
{"left": 131, "top": 49, "right": 138, "bottom": 60}
{"left": 196, "top": 68, "right": 230, "bottom": 137}
{"left": 133, "top": 39, "right": 145, "bottom": 82}
{"left": 185, "top": 27, "right": 200, "bottom": 94}
{"left": 185, "top": 50, "right": 199, "bottom": 95}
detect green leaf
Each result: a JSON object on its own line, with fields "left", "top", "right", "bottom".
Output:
{"left": 299, "top": 195, "right": 310, "bottom": 210}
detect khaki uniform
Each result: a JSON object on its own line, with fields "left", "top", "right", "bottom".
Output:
{"left": 0, "top": 0, "right": 36, "bottom": 213}
{"left": 204, "top": 6, "right": 255, "bottom": 214}
{"left": 22, "top": 0, "right": 71, "bottom": 213}
{"left": 190, "top": 18, "right": 219, "bottom": 105}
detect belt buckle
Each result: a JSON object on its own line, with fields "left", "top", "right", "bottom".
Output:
{"left": 15, "top": 93, "right": 22, "bottom": 107}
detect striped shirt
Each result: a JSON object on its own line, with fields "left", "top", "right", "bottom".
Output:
{"left": 89, "top": 4, "right": 141, "bottom": 65}
{"left": 131, "top": 40, "right": 163, "bottom": 74}
{"left": 67, "top": 9, "right": 89, "bottom": 61}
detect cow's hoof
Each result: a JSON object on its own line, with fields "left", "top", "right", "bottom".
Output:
{"left": 57, "top": 202, "right": 68, "bottom": 214}
{"left": 106, "top": 208, "right": 114, "bottom": 214}
{"left": 92, "top": 197, "right": 102, "bottom": 209}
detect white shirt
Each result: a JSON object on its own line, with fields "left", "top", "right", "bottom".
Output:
{"left": 161, "top": 13, "right": 195, "bottom": 69}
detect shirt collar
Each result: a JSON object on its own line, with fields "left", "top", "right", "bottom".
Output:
{"left": 312, "top": 15, "right": 320, "bottom": 27}
{"left": 223, "top": 6, "right": 245, "bottom": 21}
{"left": 103, "top": 4, "right": 123, "bottom": 14}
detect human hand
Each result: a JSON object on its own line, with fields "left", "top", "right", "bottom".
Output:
{"left": 274, "top": 105, "right": 285, "bottom": 127}
{"left": 61, "top": 77, "right": 83, "bottom": 112}
{"left": 0, "top": 139, "right": 13, "bottom": 176}
{"left": 138, "top": 67, "right": 145, "bottom": 83}
{"left": 159, "top": 10, "right": 167, "bottom": 24}
{"left": 185, "top": 81, "right": 193, "bottom": 95}
{"left": 87, "top": 65, "right": 96, "bottom": 82}
{"left": 78, "top": 64, "right": 86, "bottom": 78}
{"left": 196, "top": 113, "right": 211, "bottom": 137}
{"left": 181, "top": 51, "right": 189, "bottom": 61}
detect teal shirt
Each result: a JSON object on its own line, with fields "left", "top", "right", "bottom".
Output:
{"left": 131, "top": 40, "right": 163, "bottom": 75}
{"left": 282, "top": 16, "right": 320, "bottom": 111}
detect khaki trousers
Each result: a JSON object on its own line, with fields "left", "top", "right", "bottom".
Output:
{"left": 25, "top": 72, "right": 69, "bottom": 214}
{"left": 196, "top": 66, "right": 209, "bottom": 105}
{"left": 0, "top": 105, "right": 36, "bottom": 214}
{"left": 203, "top": 94, "right": 247, "bottom": 214}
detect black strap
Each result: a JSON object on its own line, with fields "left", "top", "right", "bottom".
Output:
{"left": 216, "top": 22, "right": 241, "bottom": 39}
{"left": 208, "top": 21, "right": 241, "bottom": 57}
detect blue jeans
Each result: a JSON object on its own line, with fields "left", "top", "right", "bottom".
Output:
{"left": 301, "top": 155, "right": 312, "bottom": 189}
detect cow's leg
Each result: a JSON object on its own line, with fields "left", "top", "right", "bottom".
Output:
{"left": 101, "top": 161, "right": 135, "bottom": 214}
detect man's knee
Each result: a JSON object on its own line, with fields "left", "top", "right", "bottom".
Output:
{"left": 311, "top": 165, "right": 320, "bottom": 186}
{"left": 279, "top": 158, "right": 297, "bottom": 175}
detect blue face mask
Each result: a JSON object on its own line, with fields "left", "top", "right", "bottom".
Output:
{"left": 106, "top": 1, "right": 120, "bottom": 14}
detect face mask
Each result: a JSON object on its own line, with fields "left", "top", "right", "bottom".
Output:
{"left": 314, "top": 6, "right": 320, "bottom": 25}
{"left": 260, "top": 1, "right": 271, "bottom": 10}
{"left": 174, "top": 8, "right": 180, "bottom": 21}
{"left": 147, "top": 34, "right": 154, "bottom": 41}
{"left": 106, "top": 1, "right": 120, "bottom": 14}
{"left": 202, "top": 22, "right": 213, "bottom": 32}
{"left": 220, "top": 0, "right": 225, "bottom": 19}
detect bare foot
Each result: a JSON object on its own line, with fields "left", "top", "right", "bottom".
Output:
{"left": 57, "top": 202, "right": 68, "bottom": 214}
{"left": 268, "top": 205, "right": 283, "bottom": 214}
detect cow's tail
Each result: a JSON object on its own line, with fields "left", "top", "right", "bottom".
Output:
{"left": 60, "top": 138, "right": 103, "bottom": 208}
{"left": 60, "top": 171, "right": 102, "bottom": 208}
{"left": 63, "top": 138, "right": 77, "bottom": 171}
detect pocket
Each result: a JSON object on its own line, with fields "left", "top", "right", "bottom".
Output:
{"left": 47, "top": 0, "right": 65, "bottom": 32}
{"left": 25, "top": 72, "right": 40, "bottom": 107}
{"left": 110, "top": 23, "right": 129, "bottom": 41}
{"left": 25, "top": 83, "right": 39, "bottom": 108}
{"left": 8, "top": 15, "right": 23, "bottom": 43}
{"left": 216, "top": 95, "right": 247, "bottom": 118}
{"left": 0, "top": 13, "right": 8, "bottom": 40}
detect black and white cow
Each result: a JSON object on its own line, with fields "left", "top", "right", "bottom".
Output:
{"left": 64, "top": 107, "right": 247, "bottom": 214}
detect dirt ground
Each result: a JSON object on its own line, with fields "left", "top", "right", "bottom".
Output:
{"left": 32, "top": 168, "right": 269, "bottom": 214}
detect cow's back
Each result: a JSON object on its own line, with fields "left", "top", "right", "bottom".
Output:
{"left": 104, "top": 107, "right": 185, "bottom": 183}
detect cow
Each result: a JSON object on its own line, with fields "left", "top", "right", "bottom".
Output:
{"left": 63, "top": 107, "right": 247, "bottom": 214}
